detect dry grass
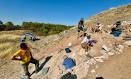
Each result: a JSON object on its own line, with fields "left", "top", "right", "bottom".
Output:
{"left": 0, "top": 30, "right": 27, "bottom": 58}
{"left": 85, "top": 4, "right": 131, "bottom": 26}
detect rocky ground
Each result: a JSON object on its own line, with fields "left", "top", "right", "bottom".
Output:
{"left": 0, "top": 23, "right": 131, "bottom": 79}
{"left": 0, "top": 4, "right": 131, "bottom": 79}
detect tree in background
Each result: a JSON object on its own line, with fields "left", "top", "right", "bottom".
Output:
{"left": 4, "top": 21, "right": 14, "bottom": 27}
{"left": 21, "top": 22, "right": 73, "bottom": 36}
{"left": 0, "top": 20, "right": 73, "bottom": 36}
{"left": 0, "top": 20, "right": 3, "bottom": 25}
{"left": 22, "top": 22, "right": 43, "bottom": 30}
{"left": 4, "top": 21, "right": 14, "bottom": 30}
{"left": 0, "top": 20, "right": 5, "bottom": 31}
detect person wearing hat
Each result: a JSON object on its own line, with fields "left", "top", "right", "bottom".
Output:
{"left": 77, "top": 18, "right": 87, "bottom": 38}
{"left": 95, "top": 23, "right": 103, "bottom": 32}
{"left": 115, "top": 21, "right": 122, "bottom": 31}
{"left": 81, "top": 33, "right": 93, "bottom": 52}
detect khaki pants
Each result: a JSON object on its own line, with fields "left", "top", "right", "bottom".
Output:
{"left": 81, "top": 43, "right": 91, "bottom": 52}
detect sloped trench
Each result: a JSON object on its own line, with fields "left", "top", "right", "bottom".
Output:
{"left": 29, "top": 24, "right": 131, "bottom": 79}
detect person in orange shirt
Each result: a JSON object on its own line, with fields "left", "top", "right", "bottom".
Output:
{"left": 12, "top": 43, "right": 39, "bottom": 78}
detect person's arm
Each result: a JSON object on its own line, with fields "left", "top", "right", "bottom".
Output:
{"left": 11, "top": 55, "right": 22, "bottom": 60}
{"left": 27, "top": 48, "right": 33, "bottom": 58}
{"left": 30, "top": 52, "right": 33, "bottom": 58}
{"left": 11, "top": 51, "right": 22, "bottom": 61}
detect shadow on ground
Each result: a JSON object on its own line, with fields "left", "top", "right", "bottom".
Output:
{"left": 39, "top": 56, "right": 52, "bottom": 71}
{"left": 31, "top": 56, "right": 52, "bottom": 76}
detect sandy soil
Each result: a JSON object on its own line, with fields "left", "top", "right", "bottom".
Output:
{"left": 83, "top": 47, "right": 131, "bottom": 79}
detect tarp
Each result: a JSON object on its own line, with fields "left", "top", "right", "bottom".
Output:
{"left": 111, "top": 31, "right": 122, "bottom": 37}
{"left": 20, "top": 32, "right": 40, "bottom": 42}
{"left": 63, "top": 58, "right": 76, "bottom": 69}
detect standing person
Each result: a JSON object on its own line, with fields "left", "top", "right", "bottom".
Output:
{"left": 78, "top": 18, "right": 84, "bottom": 31}
{"left": 12, "top": 43, "right": 39, "bottom": 79}
{"left": 77, "top": 18, "right": 87, "bottom": 38}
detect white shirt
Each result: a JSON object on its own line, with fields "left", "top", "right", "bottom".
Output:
{"left": 81, "top": 36, "right": 91, "bottom": 44}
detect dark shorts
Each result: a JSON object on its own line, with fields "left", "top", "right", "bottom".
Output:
{"left": 21, "top": 58, "right": 39, "bottom": 76}
{"left": 21, "top": 58, "right": 38, "bottom": 66}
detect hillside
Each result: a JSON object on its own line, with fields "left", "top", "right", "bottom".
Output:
{"left": 85, "top": 4, "right": 131, "bottom": 27}
{"left": 0, "top": 4, "right": 131, "bottom": 79}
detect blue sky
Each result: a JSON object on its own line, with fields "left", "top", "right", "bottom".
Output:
{"left": 0, "top": 0, "right": 131, "bottom": 25}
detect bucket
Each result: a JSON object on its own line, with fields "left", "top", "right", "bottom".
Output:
{"left": 65, "top": 48, "right": 71, "bottom": 53}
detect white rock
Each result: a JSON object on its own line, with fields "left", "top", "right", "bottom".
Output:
{"left": 67, "top": 42, "right": 72, "bottom": 47}
{"left": 102, "top": 45, "right": 110, "bottom": 52}
{"left": 95, "top": 65, "right": 99, "bottom": 69}
{"left": 100, "top": 50, "right": 107, "bottom": 55}
{"left": 86, "top": 58, "right": 96, "bottom": 65}
{"left": 108, "top": 52, "right": 114, "bottom": 56}
{"left": 103, "top": 54, "right": 109, "bottom": 59}
{"left": 95, "top": 56, "right": 105, "bottom": 59}
{"left": 129, "top": 29, "right": 131, "bottom": 32}
{"left": 115, "top": 52, "right": 121, "bottom": 54}
{"left": 94, "top": 58, "right": 104, "bottom": 63}
{"left": 119, "top": 49, "right": 123, "bottom": 53}
{"left": 91, "top": 69, "right": 96, "bottom": 73}
{"left": 122, "top": 20, "right": 131, "bottom": 25}
{"left": 107, "top": 25, "right": 112, "bottom": 28}
{"left": 118, "top": 45, "right": 124, "bottom": 49}
{"left": 124, "top": 41, "right": 131, "bottom": 46}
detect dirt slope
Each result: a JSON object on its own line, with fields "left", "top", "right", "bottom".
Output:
{"left": 0, "top": 4, "right": 131, "bottom": 79}
{"left": 83, "top": 47, "right": 131, "bottom": 79}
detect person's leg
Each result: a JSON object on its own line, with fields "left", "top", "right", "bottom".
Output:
{"left": 85, "top": 44, "right": 91, "bottom": 52}
{"left": 30, "top": 58, "right": 39, "bottom": 73}
{"left": 21, "top": 63, "right": 30, "bottom": 77}
{"left": 77, "top": 30, "right": 80, "bottom": 39}
{"left": 91, "top": 27, "right": 95, "bottom": 33}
